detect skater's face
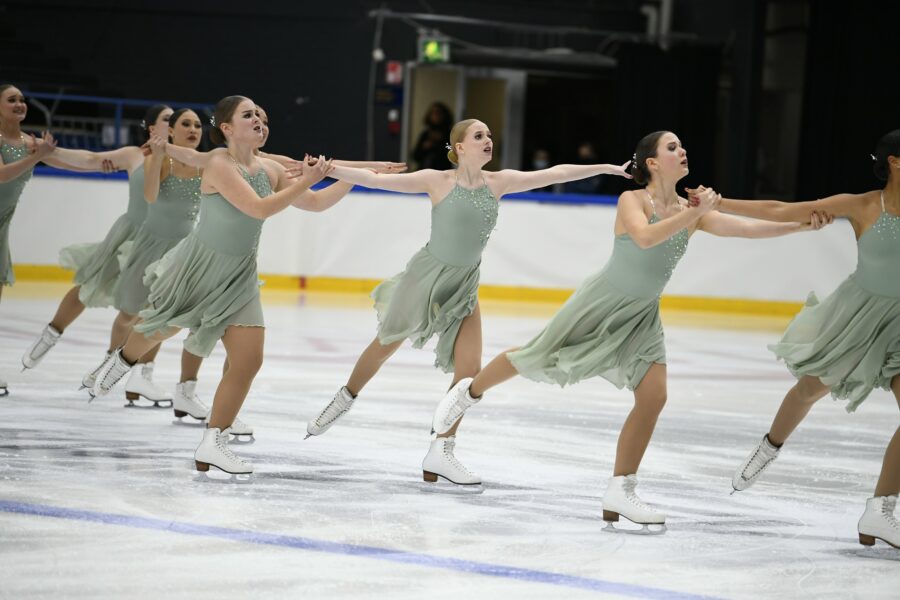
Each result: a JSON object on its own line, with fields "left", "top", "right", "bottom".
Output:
{"left": 0, "top": 87, "right": 27, "bottom": 125}
{"left": 148, "top": 108, "right": 174, "bottom": 137}
{"left": 647, "top": 132, "right": 688, "bottom": 182}
{"left": 255, "top": 106, "right": 270, "bottom": 147}
{"left": 222, "top": 99, "right": 264, "bottom": 147}
{"left": 169, "top": 110, "right": 203, "bottom": 149}
{"left": 456, "top": 120, "right": 493, "bottom": 167}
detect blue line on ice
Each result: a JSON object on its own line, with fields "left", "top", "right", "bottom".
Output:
{"left": 1, "top": 499, "right": 723, "bottom": 599}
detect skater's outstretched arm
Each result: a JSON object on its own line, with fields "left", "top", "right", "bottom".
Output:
{"left": 320, "top": 164, "right": 441, "bottom": 195}
{"left": 49, "top": 145, "right": 143, "bottom": 173}
{"left": 710, "top": 188, "right": 863, "bottom": 225}
{"left": 696, "top": 209, "right": 833, "bottom": 238}
{"left": 489, "top": 161, "right": 632, "bottom": 196}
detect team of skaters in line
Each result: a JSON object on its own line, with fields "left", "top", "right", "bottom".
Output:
{"left": 1, "top": 83, "right": 897, "bottom": 547}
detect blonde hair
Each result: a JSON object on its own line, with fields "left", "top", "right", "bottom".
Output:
{"left": 446, "top": 119, "right": 479, "bottom": 166}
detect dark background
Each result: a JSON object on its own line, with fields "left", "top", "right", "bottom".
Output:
{"left": 2, "top": 0, "right": 897, "bottom": 199}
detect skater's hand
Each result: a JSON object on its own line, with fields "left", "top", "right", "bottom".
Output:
{"left": 687, "top": 185, "right": 720, "bottom": 214}
{"left": 295, "top": 154, "right": 333, "bottom": 187}
{"left": 31, "top": 131, "right": 57, "bottom": 159}
{"left": 148, "top": 132, "right": 167, "bottom": 156}
{"left": 608, "top": 160, "right": 633, "bottom": 179}
{"left": 371, "top": 161, "right": 408, "bottom": 174}
{"left": 801, "top": 210, "right": 834, "bottom": 231}
{"left": 101, "top": 158, "right": 120, "bottom": 173}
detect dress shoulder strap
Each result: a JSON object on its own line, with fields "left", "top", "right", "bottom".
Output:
{"left": 645, "top": 190, "right": 658, "bottom": 218}
{"left": 881, "top": 190, "right": 886, "bottom": 213}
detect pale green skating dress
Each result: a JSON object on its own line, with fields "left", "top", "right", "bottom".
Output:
{"left": 372, "top": 179, "right": 498, "bottom": 372}
{"left": 59, "top": 165, "right": 148, "bottom": 307}
{"left": 135, "top": 165, "right": 270, "bottom": 357}
{"left": 0, "top": 138, "right": 34, "bottom": 286}
{"left": 112, "top": 169, "right": 201, "bottom": 314}
{"left": 508, "top": 198, "right": 689, "bottom": 390}
{"left": 770, "top": 192, "right": 900, "bottom": 411}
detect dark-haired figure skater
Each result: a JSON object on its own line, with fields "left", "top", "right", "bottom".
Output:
{"left": 727, "top": 130, "right": 900, "bottom": 550}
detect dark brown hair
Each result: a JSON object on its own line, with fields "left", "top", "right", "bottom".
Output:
{"left": 873, "top": 129, "right": 900, "bottom": 181}
{"left": 141, "top": 104, "right": 172, "bottom": 140}
{"left": 629, "top": 131, "right": 669, "bottom": 187}
{"left": 209, "top": 95, "right": 250, "bottom": 146}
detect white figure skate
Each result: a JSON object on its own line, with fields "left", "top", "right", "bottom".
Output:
{"left": 602, "top": 474, "right": 666, "bottom": 534}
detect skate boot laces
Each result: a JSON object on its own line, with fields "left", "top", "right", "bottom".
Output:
{"left": 97, "top": 353, "right": 131, "bottom": 394}
{"left": 28, "top": 325, "right": 60, "bottom": 362}
{"left": 882, "top": 495, "right": 899, "bottom": 529}
{"left": 217, "top": 430, "right": 246, "bottom": 465}
{"left": 443, "top": 389, "right": 477, "bottom": 429}
{"left": 314, "top": 390, "right": 353, "bottom": 428}
{"left": 623, "top": 476, "right": 655, "bottom": 512}
{"left": 742, "top": 441, "right": 778, "bottom": 480}
{"left": 443, "top": 438, "right": 475, "bottom": 478}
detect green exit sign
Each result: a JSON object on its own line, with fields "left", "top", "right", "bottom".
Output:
{"left": 419, "top": 35, "right": 450, "bottom": 63}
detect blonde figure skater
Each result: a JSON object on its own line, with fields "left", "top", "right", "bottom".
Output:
{"left": 726, "top": 129, "right": 900, "bottom": 550}
{"left": 431, "top": 131, "right": 829, "bottom": 528}
{"left": 305, "top": 118, "right": 632, "bottom": 485}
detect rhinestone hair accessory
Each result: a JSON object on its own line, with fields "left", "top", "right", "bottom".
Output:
{"left": 445, "top": 143, "right": 452, "bottom": 151}
{"left": 871, "top": 153, "right": 877, "bottom": 161}
{"left": 209, "top": 115, "right": 216, "bottom": 127}
{"left": 140, "top": 119, "right": 147, "bottom": 129}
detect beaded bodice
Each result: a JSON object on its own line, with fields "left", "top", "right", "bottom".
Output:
{"left": 427, "top": 180, "right": 499, "bottom": 267}
{"left": 142, "top": 174, "right": 202, "bottom": 239}
{"left": 0, "top": 138, "right": 33, "bottom": 213}
{"left": 194, "top": 167, "right": 271, "bottom": 256}
{"left": 854, "top": 191, "right": 900, "bottom": 298}
{"left": 601, "top": 204, "right": 689, "bottom": 299}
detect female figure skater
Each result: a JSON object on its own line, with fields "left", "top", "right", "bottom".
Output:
{"left": 78, "top": 107, "right": 208, "bottom": 411}
{"left": 152, "top": 103, "right": 406, "bottom": 425}
{"left": 726, "top": 130, "right": 900, "bottom": 549}
{"left": 431, "top": 131, "right": 828, "bottom": 529}
{"left": 304, "top": 118, "right": 632, "bottom": 485}
{"left": 20, "top": 105, "right": 173, "bottom": 379}
{"left": 1, "top": 83, "right": 61, "bottom": 394}
{"left": 84, "top": 95, "right": 340, "bottom": 474}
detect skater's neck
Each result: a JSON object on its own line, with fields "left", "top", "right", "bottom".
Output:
{"left": 455, "top": 164, "right": 484, "bottom": 188}
{"left": 645, "top": 177, "right": 679, "bottom": 207}
{"left": 226, "top": 143, "right": 256, "bottom": 167}
{"left": 0, "top": 122, "right": 23, "bottom": 141}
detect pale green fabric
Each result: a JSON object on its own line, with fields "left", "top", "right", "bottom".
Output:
{"left": 60, "top": 165, "right": 147, "bottom": 307}
{"left": 112, "top": 173, "right": 200, "bottom": 314}
{"left": 508, "top": 214, "right": 689, "bottom": 390}
{"left": 0, "top": 140, "right": 34, "bottom": 286}
{"left": 136, "top": 167, "right": 271, "bottom": 358}
{"left": 373, "top": 182, "right": 498, "bottom": 372}
{"left": 770, "top": 205, "right": 900, "bottom": 411}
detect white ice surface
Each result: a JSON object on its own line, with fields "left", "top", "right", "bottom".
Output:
{"left": 1, "top": 285, "right": 897, "bottom": 600}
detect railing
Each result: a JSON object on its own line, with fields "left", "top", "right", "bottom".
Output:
{"left": 24, "top": 91, "right": 213, "bottom": 150}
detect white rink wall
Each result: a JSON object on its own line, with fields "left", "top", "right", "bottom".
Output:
{"left": 11, "top": 174, "right": 858, "bottom": 302}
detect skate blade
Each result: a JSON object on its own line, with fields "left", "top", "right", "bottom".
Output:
{"left": 172, "top": 418, "right": 206, "bottom": 428}
{"left": 193, "top": 471, "right": 254, "bottom": 484}
{"left": 123, "top": 399, "right": 174, "bottom": 409}
{"left": 419, "top": 476, "right": 484, "bottom": 495}
{"left": 228, "top": 434, "right": 255, "bottom": 445}
{"left": 602, "top": 520, "right": 667, "bottom": 535}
